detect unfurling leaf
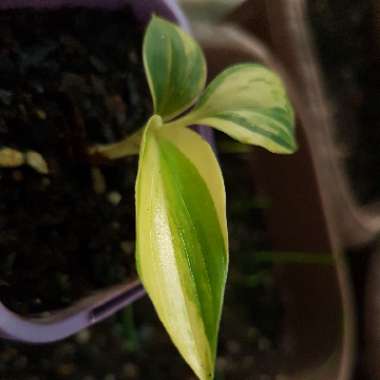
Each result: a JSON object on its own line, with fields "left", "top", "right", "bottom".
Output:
{"left": 143, "top": 16, "right": 207, "bottom": 121}
{"left": 136, "top": 115, "right": 228, "bottom": 380}
{"left": 173, "top": 63, "right": 297, "bottom": 154}
{"left": 88, "top": 128, "right": 143, "bottom": 159}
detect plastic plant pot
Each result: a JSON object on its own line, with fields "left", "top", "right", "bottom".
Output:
{"left": 0, "top": 0, "right": 209, "bottom": 344}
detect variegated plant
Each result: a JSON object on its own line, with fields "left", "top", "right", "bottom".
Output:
{"left": 91, "top": 16, "right": 296, "bottom": 380}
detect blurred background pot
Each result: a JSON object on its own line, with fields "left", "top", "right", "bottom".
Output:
{"left": 225, "top": 0, "right": 380, "bottom": 249}
{"left": 196, "top": 21, "right": 354, "bottom": 380}
{"left": 223, "top": 1, "right": 380, "bottom": 379}
{"left": 192, "top": 0, "right": 363, "bottom": 378}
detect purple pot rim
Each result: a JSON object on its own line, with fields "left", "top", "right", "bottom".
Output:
{"left": 0, "top": 0, "right": 211, "bottom": 344}
{"left": 0, "top": 0, "right": 191, "bottom": 31}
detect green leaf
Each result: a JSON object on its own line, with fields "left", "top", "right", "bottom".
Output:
{"left": 136, "top": 115, "right": 228, "bottom": 380}
{"left": 174, "top": 63, "right": 297, "bottom": 154}
{"left": 143, "top": 16, "right": 207, "bottom": 121}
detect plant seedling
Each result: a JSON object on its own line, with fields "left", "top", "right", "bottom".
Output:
{"left": 90, "top": 16, "right": 297, "bottom": 380}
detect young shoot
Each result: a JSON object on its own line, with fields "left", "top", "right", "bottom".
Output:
{"left": 90, "top": 16, "right": 297, "bottom": 380}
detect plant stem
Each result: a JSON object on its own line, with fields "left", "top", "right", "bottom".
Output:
{"left": 121, "top": 306, "right": 139, "bottom": 353}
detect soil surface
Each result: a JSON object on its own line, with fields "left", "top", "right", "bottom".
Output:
{"left": 0, "top": 8, "right": 151, "bottom": 314}
{"left": 0, "top": 138, "right": 282, "bottom": 379}
{"left": 0, "top": 6, "right": 282, "bottom": 380}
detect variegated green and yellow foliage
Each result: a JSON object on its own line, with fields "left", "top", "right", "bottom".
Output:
{"left": 90, "top": 15, "right": 297, "bottom": 380}
{"left": 143, "top": 17, "right": 207, "bottom": 121}
{"left": 173, "top": 63, "right": 296, "bottom": 153}
{"left": 135, "top": 116, "right": 227, "bottom": 379}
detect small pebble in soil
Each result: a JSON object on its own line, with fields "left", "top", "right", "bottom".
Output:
{"left": 76, "top": 328, "right": 91, "bottom": 344}
{"left": 0, "top": 147, "right": 24, "bottom": 167}
{"left": 248, "top": 326, "right": 259, "bottom": 341}
{"left": 112, "top": 221, "right": 121, "bottom": 230}
{"left": 35, "top": 109, "right": 47, "bottom": 120}
{"left": 25, "top": 150, "right": 49, "bottom": 174}
{"left": 128, "top": 51, "right": 138, "bottom": 64}
{"left": 32, "top": 297, "right": 42, "bottom": 306}
{"left": 91, "top": 167, "right": 107, "bottom": 194}
{"left": 107, "top": 191, "right": 122, "bottom": 206}
{"left": 41, "top": 177, "right": 51, "bottom": 187}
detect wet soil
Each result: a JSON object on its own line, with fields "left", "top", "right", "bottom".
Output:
{"left": 0, "top": 7, "right": 151, "bottom": 314}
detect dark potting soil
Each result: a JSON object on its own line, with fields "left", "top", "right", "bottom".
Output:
{"left": 0, "top": 8, "right": 151, "bottom": 314}
{"left": 308, "top": 0, "right": 380, "bottom": 204}
{"left": 0, "top": 7, "right": 284, "bottom": 379}
{"left": 0, "top": 140, "right": 283, "bottom": 380}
